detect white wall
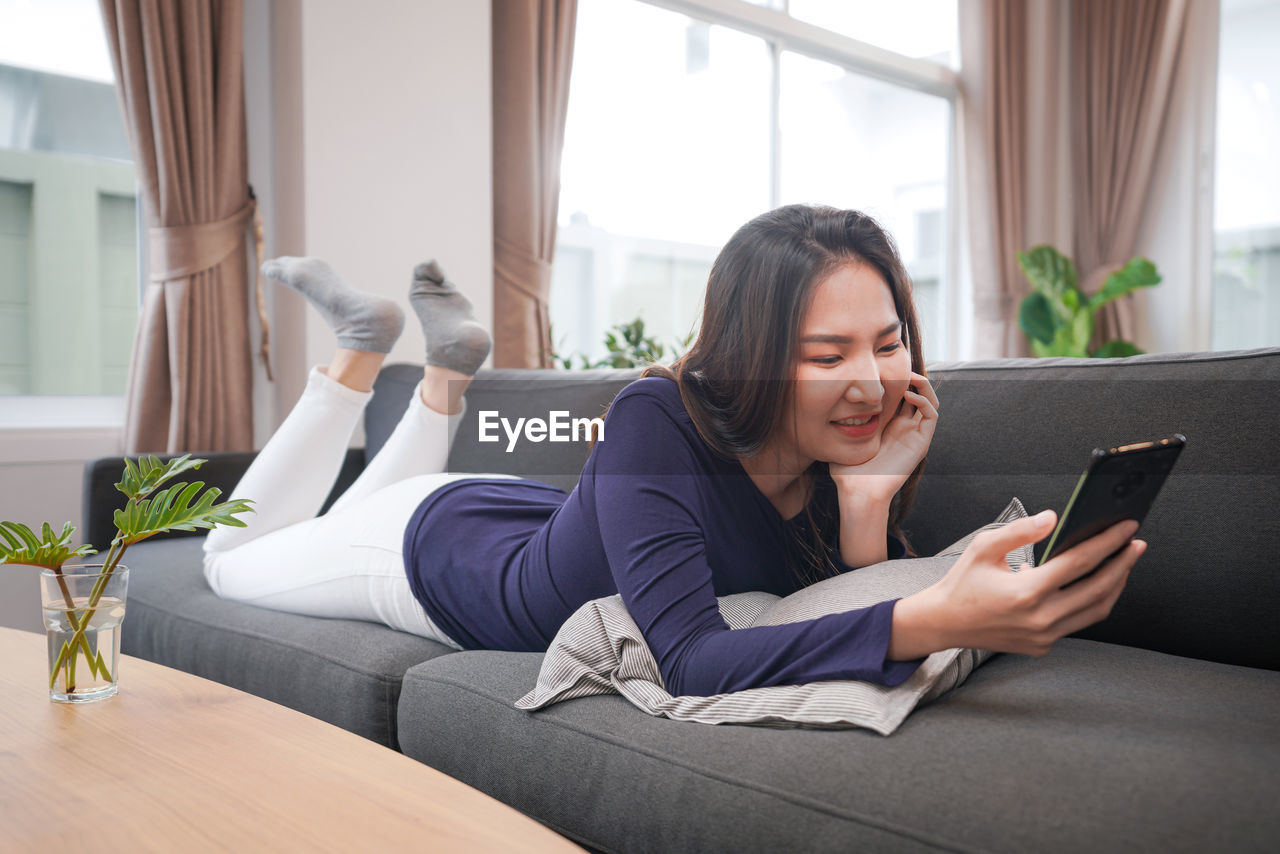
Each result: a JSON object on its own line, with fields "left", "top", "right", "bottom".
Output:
{"left": 260, "top": 0, "right": 494, "bottom": 437}
{"left": 287, "top": 0, "right": 494, "bottom": 381}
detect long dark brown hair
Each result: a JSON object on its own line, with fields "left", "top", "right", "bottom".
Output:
{"left": 641, "top": 204, "right": 928, "bottom": 586}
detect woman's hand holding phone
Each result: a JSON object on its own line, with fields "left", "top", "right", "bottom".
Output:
{"left": 888, "top": 510, "right": 1147, "bottom": 661}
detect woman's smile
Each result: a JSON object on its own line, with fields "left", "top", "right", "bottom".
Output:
{"left": 831, "top": 412, "right": 881, "bottom": 438}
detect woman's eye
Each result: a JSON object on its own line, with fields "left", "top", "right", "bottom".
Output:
{"left": 810, "top": 356, "right": 841, "bottom": 365}
{"left": 879, "top": 342, "right": 901, "bottom": 354}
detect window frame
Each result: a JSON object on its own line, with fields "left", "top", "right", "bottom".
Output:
{"left": 577, "top": 0, "right": 966, "bottom": 359}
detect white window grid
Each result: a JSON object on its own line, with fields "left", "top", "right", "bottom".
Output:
{"left": 561, "top": 0, "right": 966, "bottom": 362}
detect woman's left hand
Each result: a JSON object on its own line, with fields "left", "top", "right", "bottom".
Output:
{"left": 829, "top": 371, "right": 940, "bottom": 504}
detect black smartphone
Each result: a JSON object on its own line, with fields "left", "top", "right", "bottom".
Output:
{"left": 1035, "top": 435, "right": 1186, "bottom": 570}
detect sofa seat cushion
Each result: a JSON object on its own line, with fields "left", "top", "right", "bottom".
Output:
{"left": 119, "top": 537, "right": 456, "bottom": 749}
{"left": 397, "top": 639, "right": 1280, "bottom": 854}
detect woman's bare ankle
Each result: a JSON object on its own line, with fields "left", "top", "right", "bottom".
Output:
{"left": 325, "top": 349, "right": 385, "bottom": 392}
{"left": 420, "top": 365, "right": 471, "bottom": 415}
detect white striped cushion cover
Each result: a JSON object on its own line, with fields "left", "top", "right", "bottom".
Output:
{"left": 515, "top": 498, "right": 1032, "bottom": 736}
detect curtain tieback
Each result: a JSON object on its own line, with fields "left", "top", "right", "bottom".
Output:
{"left": 148, "top": 198, "right": 273, "bottom": 381}
{"left": 494, "top": 235, "right": 552, "bottom": 302}
{"left": 494, "top": 236, "right": 553, "bottom": 366}
{"left": 149, "top": 202, "right": 254, "bottom": 282}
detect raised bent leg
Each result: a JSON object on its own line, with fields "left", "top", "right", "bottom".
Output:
{"left": 326, "top": 373, "right": 470, "bottom": 513}
{"left": 204, "top": 366, "right": 370, "bottom": 556}
{"left": 321, "top": 255, "right": 492, "bottom": 505}
{"left": 206, "top": 256, "right": 403, "bottom": 555}
{"left": 202, "top": 255, "right": 498, "bottom": 642}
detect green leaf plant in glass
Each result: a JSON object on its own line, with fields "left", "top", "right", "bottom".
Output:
{"left": 1016, "top": 245, "right": 1162, "bottom": 357}
{"left": 0, "top": 455, "right": 253, "bottom": 702}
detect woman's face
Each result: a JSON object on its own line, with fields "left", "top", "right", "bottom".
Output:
{"left": 777, "top": 262, "right": 912, "bottom": 471}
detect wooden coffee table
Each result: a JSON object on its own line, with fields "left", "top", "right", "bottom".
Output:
{"left": 0, "top": 627, "right": 580, "bottom": 852}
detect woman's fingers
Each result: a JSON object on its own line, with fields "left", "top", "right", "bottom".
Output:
{"left": 1048, "top": 550, "right": 1139, "bottom": 639}
{"left": 1044, "top": 539, "right": 1142, "bottom": 627}
{"left": 910, "top": 372, "right": 940, "bottom": 411}
{"left": 967, "top": 511, "right": 1057, "bottom": 562}
{"left": 946, "top": 515, "right": 1140, "bottom": 656}
{"left": 1038, "top": 519, "right": 1140, "bottom": 589}
{"left": 903, "top": 389, "right": 937, "bottom": 421}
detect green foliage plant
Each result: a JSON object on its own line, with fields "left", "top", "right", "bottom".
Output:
{"left": 1016, "top": 245, "right": 1162, "bottom": 358}
{"left": 0, "top": 455, "right": 254, "bottom": 693}
{"left": 552, "top": 316, "right": 694, "bottom": 369}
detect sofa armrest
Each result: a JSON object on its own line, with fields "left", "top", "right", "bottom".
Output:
{"left": 82, "top": 449, "right": 366, "bottom": 550}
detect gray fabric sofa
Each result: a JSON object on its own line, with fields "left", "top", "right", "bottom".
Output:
{"left": 88, "top": 349, "right": 1280, "bottom": 853}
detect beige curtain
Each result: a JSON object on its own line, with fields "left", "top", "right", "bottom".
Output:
{"left": 960, "top": 0, "right": 1032, "bottom": 358}
{"left": 492, "top": 0, "right": 578, "bottom": 369}
{"left": 101, "top": 0, "right": 255, "bottom": 452}
{"left": 1070, "top": 0, "right": 1189, "bottom": 350}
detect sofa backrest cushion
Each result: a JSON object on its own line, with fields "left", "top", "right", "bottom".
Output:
{"left": 367, "top": 365, "right": 643, "bottom": 494}
{"left": 368, "top": 349, "right": 1280, "bottom": 672}
{"left": 905, "top": 347, "right": 1279, "bottom": 671}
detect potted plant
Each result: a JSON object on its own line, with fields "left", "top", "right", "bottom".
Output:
{"left": 552, "top": 316, "right": 694, "bottom": 369}
{"left": 1017, "top": 245, "right": 1162, "bottom": 357}
{"left": 0, "top": 455, "right": 253, "bottom": 702}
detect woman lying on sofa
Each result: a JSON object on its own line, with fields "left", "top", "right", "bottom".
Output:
{"left": 202, "top": 204, "right": 1146, "bottom": 697}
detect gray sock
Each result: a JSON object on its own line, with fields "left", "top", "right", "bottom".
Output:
{"left": 409, "top": 260, "right": 492, "bottom": 376}
{"left": 262, "top": 256, "right": 404, "bottom": 354}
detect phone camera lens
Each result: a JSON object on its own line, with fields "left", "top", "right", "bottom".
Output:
{"left": 1112, "top": 471, "right": 1144, "bottom": 497}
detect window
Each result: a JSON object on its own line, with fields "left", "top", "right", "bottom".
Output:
{"left": 1212, "top": 0, "right": 1280, "bottom": 350}
{"left": 787, "top": 0, "right": 959, "bottom": 67}
{"left": 553, "top": 0, "right": 959, "bottom": 365}
{"left": 0, "top": 0, "right": 138, "bottom": 396}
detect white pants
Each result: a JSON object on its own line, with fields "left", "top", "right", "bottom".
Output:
{"left": 202, "top": 367, "right": 516, "bottom": 648}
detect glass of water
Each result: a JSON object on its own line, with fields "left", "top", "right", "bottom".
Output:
{"left": 40, "top": 563, "right": 129, "bottom": 703}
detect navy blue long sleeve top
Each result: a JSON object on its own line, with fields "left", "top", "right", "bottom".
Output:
{"left": 404, "top": 376, "right": 923, "bottom": 697}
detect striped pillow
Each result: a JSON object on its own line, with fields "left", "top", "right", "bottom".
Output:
{"left": 516, "top": 498, "right": 1032, "bottom": 735}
